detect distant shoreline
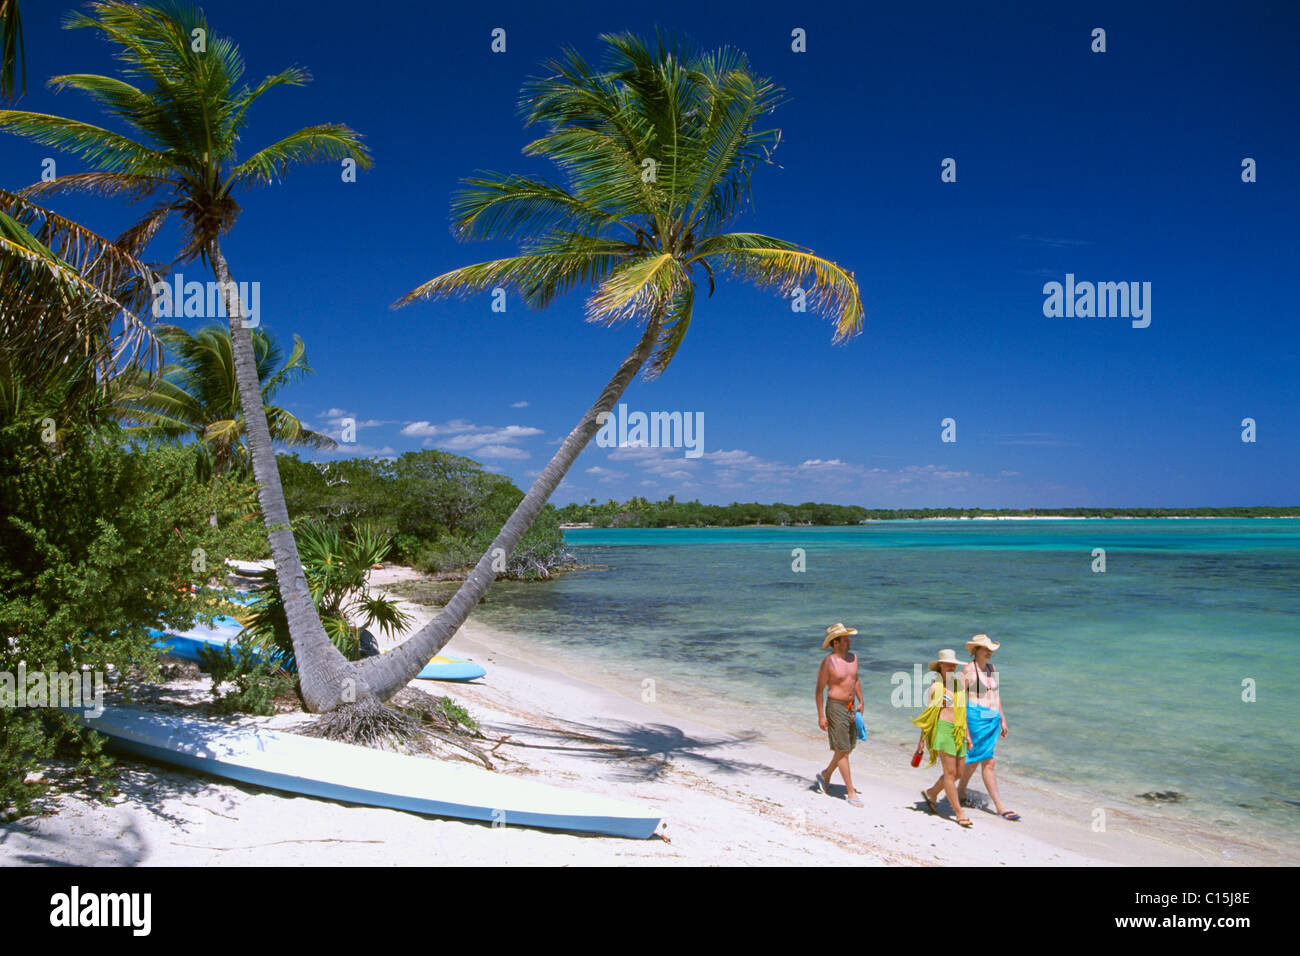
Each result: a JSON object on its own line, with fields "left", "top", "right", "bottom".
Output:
{"left": 561, "top": 515, "right": 1300, "bottom": 529}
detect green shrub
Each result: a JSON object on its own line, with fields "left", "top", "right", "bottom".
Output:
{"left": 277, "top": 449, "right": 572, "bottom": 574}
{"left": 431, "top": 695, "right": 478, "bottom": 734}
{"left": 239, "top": 520, "right": 410, "bottom": 670}
{"left": 199, "top": 642, "right": 295, "bottom": 716}
{"left": 412, "top": 536, "right": 481, "bottom": 574}
{"left": 0, "top": 417, "right": 261, "bottom": 815}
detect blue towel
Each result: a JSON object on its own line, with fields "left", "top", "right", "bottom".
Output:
{"left": 966, "top": 703, "right": 1000, "bottom": 763}
{"left": 854, "top": 711, "right": 868, "bottom": 741}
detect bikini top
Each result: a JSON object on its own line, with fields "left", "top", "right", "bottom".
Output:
{"left": 929, "top": 679, "right": 966, "bottom": 710}
{"left": 967, "top": 662, "right": 997, "bottom": 696}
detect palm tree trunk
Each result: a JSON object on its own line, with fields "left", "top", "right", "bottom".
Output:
{"left": 208, "top": 240, "right": 365, "bottom": 711}
{"left": 356, "top": 313, "right": 665, "bottom": 699}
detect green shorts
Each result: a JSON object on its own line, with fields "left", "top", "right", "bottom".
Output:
{"left": 934, "top": 719, "right": 966, "bottom": 758}
{"left": 826, "top": 698, "right": 856, "bottom": 753}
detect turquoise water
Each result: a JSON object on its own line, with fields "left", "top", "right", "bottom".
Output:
{"left": 473, "top": 520, "right": 1300, "bottom": 839}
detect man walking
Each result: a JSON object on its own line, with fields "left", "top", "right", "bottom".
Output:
{"left": 815, "top": 622, "right": 864, "bottom": 807}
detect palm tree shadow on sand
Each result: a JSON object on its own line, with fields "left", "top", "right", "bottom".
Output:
{"left": 490, "top": 717, "right": 810, "bottom": 786}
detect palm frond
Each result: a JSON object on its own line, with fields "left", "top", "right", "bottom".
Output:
{"left": 258, "top": 333, "right": 310, "bottom": 398}
{"left": 230, "top": 65, "right": 310, "bottom": 127}
{"left": 229, "top": 123, "right": 372, "bottom": 187}
{"left": 586, "top": 252, "right": 687, "bottom": 324}
{"left": 395, "top": 250, "right": 624, "bottom": 308}
{"left": 645, "top": 279, "right": 696, "bottom": 378}
{"left": 0, "top": 189, "right": 161, "bottom": 401}
{"left": 450, "top": 172, "right": 630, "bottom": 242}
{"left": 265, "top": 405, "right": 338, "bottom": 450}
{"left": 20, "top": 170, "right": 169, "bottom": 202}
{"left": 48, "top": 71, "right": 153, "bottom": 119}
{"left": 694, "top": 237, "right": 863, "bottom": 340}
{"left": 1, "top": 0, "right": 25, "bottom": 101}
{"left": 0, "top": 108, "right": 165, "bottom": 171}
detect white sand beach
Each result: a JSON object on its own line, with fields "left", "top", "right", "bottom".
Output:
{"left": 2, "top": 566, "right": 1291, "bottom": 867}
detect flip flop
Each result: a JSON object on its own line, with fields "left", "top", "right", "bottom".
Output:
{"left": 814, "top": 773, "right": 828, "bottom": 795}
{"left": 846, "top": 795, "right": 863, "bottom": 808}
{"left": 1000, "top": 810, "right": 1021, "bottom": 821}
{"left": 956, "top": 816, "right": 974, "bottom": 828}
{"left": 921, "top": 790, "right": 938, "bottom": 815}
{"left": 958, "top": 794, "right": 974, "bottom": 808}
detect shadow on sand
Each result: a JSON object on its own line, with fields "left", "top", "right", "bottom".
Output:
{"left": 490, "top": 716, "right": 811, "bottom": 787}
{"left": 0, "top": 753, "right": 260, "bottom": 866}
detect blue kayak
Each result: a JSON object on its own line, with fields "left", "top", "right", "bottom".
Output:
{"left": 416, "top": 656, "right": 487, "bottom": 682}
{"left": 150, "top": 621, "right": 241, "bottom": 665}
{"left": 153, "top": 620, "right": 485, "bottom": 682}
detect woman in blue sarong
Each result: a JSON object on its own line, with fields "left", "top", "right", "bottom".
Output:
{"left": 957, "top": 634, "right": 1020, "bottom": 821}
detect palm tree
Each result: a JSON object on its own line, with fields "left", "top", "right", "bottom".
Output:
{"left": 112, "top": 324, "right": 336, "bottom": 476}
{"left": 0, "top": 1, "right": 373, "bottom": 712}
{"left": 362, "top": 32, "right": 863, "bottom": 698}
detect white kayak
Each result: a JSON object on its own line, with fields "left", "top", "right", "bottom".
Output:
{"left": 86, "top": 707, "right": 662, "bottom": 839}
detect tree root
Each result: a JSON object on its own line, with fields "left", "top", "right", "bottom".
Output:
{"left": 300, "top": 693, "right": 498, "bottom": 770}
{"left": 302, "top": 697, "right": 424, "bottom": 750}
{"left": 390, "top": 688, "right": 495, "bottom": 770}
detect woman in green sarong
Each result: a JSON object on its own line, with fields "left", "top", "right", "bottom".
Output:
{"left": 913, "top": 649, "right": 974, "bottom": 828}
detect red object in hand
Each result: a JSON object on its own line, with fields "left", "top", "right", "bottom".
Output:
{"left": 911, "top": 751, "right": 923, "bottom": 767}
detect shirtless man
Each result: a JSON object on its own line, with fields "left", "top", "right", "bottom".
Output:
{"left": 815, "top": 622, "right": 864, "bottom": 807}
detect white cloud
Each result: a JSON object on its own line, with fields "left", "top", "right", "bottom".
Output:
{"left": 315, "top": 443, "right": 396, "bottom": 457}
{"left": 401, "top": 419, "right": 477, "bottom": 438}
{"left": 440, "top": 425, "right": 544, "bottom": 450}
{"left": 510, "top": 401, "right": 529, "bottom": 408}
{"left": 573, "top": 441, "right": 1032, "bottom": 504}
{"left": 471, "top": 445, "right": 531, "bottom": 460}
{"left": 316, "top": 409, "right": 392, "bottom": 431}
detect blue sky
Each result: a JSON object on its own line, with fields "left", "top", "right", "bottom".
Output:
{"left": 5, "top": 0, "right": 1298, "bottom": 507}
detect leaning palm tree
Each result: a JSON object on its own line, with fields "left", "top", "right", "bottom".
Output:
{"left": 0, "top": 1, "right": 373, "bottom": 711}
{"left": 112, "top": 324, "right": 336, "bottom": 476}
{"left": 363, "top": 32, "right": 863, "bottom": 698}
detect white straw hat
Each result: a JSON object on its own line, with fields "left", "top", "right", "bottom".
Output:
{"left": 928, "top": 648, "right": 960, "bottom": 672}
{"left": 965, "top": 634, "right": 1001, "bottom": 654}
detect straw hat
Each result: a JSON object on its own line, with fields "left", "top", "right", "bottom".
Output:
{"left": 822, "top": 622, "right": 858, "bottom": 649}
{"left": 928, "top": 648, "right": 960, "bottom": 672}
{"left": 965, "top": 634, "right": 1001, "bottom": 654}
